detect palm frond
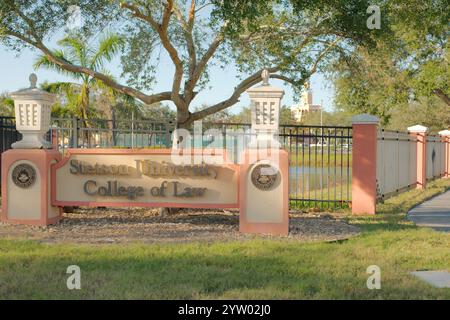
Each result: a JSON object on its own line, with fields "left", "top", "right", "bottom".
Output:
{"left": 90, "top": 33, "right": 125, "bottom": 70}
{"left": 34, "top": 50, "right": 83, "bottom": 80}
{"left": 58, "top": 36, "right": 88, "bottom": 66}
{"left": 40, "top": 81, "right": 79, "bottom": 94}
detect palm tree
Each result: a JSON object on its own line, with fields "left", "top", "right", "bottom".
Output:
{"left": 34, "top": 33, "right": 125, "bottom": 126}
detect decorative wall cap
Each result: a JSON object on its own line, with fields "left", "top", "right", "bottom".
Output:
{"left": 247, "top": 85, "right": 285, "bottom": 97}
{"left": 247, "top": 89, "right": 285, "bottom": 99}
{"left": 438, "top": 129, "right": 450, "bottom": 136}
{"left": 11, "top": 73, "right": 56, "bottom": 103}
{"left": 407, "top": 124, "right": 428, "bottom": 133}
{"left": 352, "top": 113, "right": 379, "bottom": 125}
{"left": 247, "top": 69, "right": 285, "bottom": 98}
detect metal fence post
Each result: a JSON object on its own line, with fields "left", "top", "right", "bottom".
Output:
{"left": 72, "top": 116, "right": 78, "bottom": 148}
{"left": 131, "top": 111, "right": 135, "bottom": 149}
{"left": 165, "top": 121, "right": 172, "bottom": 148}
{"left": 0, "top": 116, "right": 3, "bottom": 153}
{"left": 112, "top": 109, "right": 116, "bottom": 146}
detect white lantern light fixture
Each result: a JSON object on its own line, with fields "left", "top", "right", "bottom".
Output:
{"left": 11, "top": 74, "right": 56, "bottom": 149}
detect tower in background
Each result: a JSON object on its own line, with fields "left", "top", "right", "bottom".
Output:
{"left": 291, "top": 82, "right": 322, "bottom": 122}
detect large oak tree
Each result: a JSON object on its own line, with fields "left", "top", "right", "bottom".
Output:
{"left": 0, "top": 0, "right": 384, "bottom": 127}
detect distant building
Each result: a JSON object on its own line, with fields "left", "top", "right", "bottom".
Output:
{"left": 291, "top": 82, "right": 322, "bottom": 122}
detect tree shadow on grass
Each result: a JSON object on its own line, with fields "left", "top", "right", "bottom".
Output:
{"left": 345, "top": 214, "right": 419, "bottom": 234}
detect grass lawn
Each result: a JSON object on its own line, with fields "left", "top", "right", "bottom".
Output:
{"left": 0, "top": 179, "right": 449, "bottom": 299}
{"left": 289, "top": 151, "right": 352, "bottom": 167}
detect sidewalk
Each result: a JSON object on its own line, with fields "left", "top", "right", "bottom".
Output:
{"left": 407, "top": 189, "right": 450, "bottom": 232}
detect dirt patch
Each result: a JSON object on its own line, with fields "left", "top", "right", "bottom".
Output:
{"left": 0, "top": 208, "right": 360, "bottom": 244}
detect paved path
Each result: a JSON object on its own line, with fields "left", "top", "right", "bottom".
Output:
{"left": 407, "top": 190, "right": 450, "bottom": 232}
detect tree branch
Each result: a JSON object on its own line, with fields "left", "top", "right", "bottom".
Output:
{"left": 37, "top": 42, "right": 172, "bottom": 104}
{"left": 190, "top": 39, "right": 339, "bottom": 121}
{"left": 4, "top": 29, "right": 38, "bottom": 47}
{"left": 184, "top": 30, "right": 224, "bottom": 103}
{"left": 195, "top": 2, "right": 213, "bottom": 14}
{"left": 161, "top": 0, "right": 173, "bottom": 31}
{"left": 190, "top": 67, "right": 279, "bottom": 121}
{"left": 119, "top": 2, "right": 160, "bottom": 30}
{"left": 187, "top": 0, "right": 196, "bottom": 29}
{"left": 120, "top": 1, "right": 185, "bottom": 108}
{"left": 433, "top": 89, "right": 450, "bottom": 106}
{"left": 269, "top": 74, "right": 303, "bottom": 87}
{"left": 172, "top": 3, "right": 196, "bottom": 77}
{"left": 5, "top": 25, "right": 171, "bottom": 105}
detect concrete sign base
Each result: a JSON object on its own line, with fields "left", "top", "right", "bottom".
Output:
{"left": 1, "top": 148, "right": 290, "bottom": 236}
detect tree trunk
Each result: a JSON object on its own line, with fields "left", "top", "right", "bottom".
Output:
{"left": 176, "top": 109, "right": 192, "bottom": 129}
{"left": 173, "top": 110, "right": 194, "bottom": 148}
{"left": 433, "top": 89, "right": 450, "bottom": 106}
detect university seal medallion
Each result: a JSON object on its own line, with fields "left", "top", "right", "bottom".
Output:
{"left": 12, "top": 164, "right": 36, "bottom": 188}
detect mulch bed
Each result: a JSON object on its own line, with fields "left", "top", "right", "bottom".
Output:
{"left": 0, "top": 208, "right": 360, "bottom": 244}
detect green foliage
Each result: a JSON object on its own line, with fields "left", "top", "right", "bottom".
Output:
{"left": 229, "top": 107, "right": 251, "bottom": 123}
{"left": 332, "top": 0, "right": 449, "bottom": 128}
{"left": 0, "top": 0, "right": 118, "bottom": 47}
{"left": 333, "top": 48, "right": 411, "bottom": 125}
{"left": 386, "top": 97, "right": 450, "bottom": 134}
{"left": 279, "top": 105, "right": 297, "bottom": 125}
{"left": 212, "top": 0, "right": 389, "bottom": 45}
{"left": 0, "top": 92, "right": 14, "bottom": 116}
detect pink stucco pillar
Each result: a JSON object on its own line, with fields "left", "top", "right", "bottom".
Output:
{"left": 351, "top": 114, "right": 379, "bottom": 215}
{"left": 1, "top": 149, "right": 62, "bottom": 226}
{"left": 408, "top": 125, "right": 428, "bottom": 189}
{"left": 439, "top": 130, "right": 450, "bottom": 178}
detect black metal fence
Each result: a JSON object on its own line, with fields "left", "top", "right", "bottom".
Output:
{"left": 0, "top": 116, "right": 352, "bottom": 209}
{"left": 280, "top": 125, "right": 352, "bottom": 210}
{"left": 0, "top": 117, "right": 21, "bottom": 154}
{"left": 49, "top": 117, "right": 173, "bottom": 151}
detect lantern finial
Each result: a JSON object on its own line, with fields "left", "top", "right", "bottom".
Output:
{"left": 261, "top": 69, "right": 270, "bottom": 86}
{"left": 29, "top": 73, "right": 37, "bottom": 89}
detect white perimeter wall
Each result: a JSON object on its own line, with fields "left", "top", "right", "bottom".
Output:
{"left": 426, "top": 135, "right": 446, "bottom": 180}
{"left": 376, "top": 129, "right": 417, "bottom": 199}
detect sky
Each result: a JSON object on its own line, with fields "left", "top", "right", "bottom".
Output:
{"left": 0, "top": 34, "right": 335, "bottom": 115}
